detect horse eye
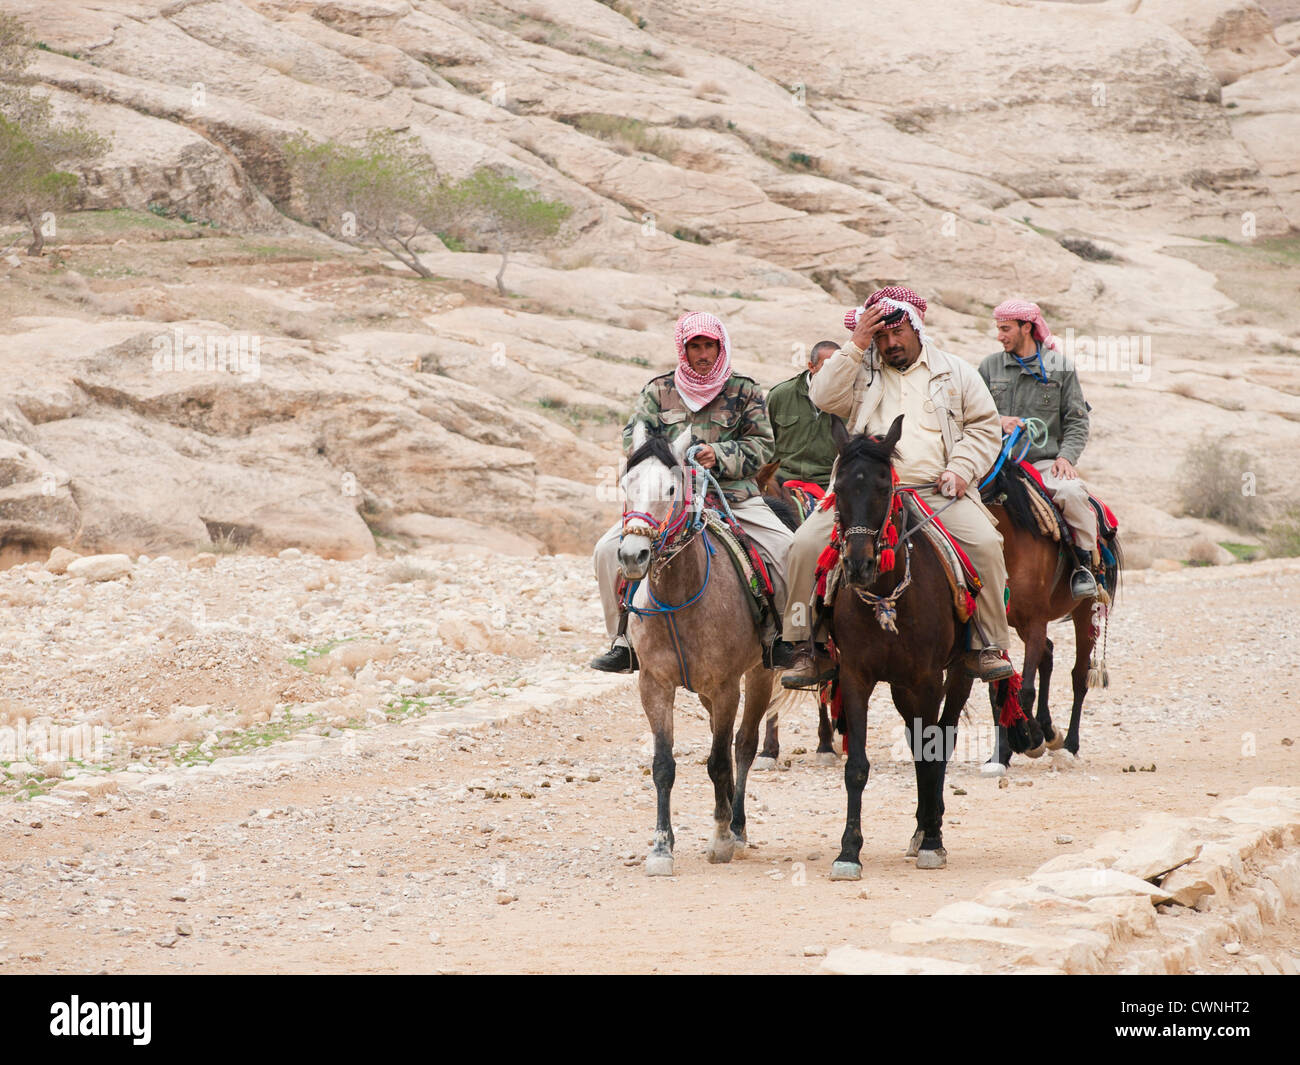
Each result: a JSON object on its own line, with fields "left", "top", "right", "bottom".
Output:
{"left": 667, "top": 485, "right": 675, "bottom": 497}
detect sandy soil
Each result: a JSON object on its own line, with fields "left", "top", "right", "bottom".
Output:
{"left": 1, "top": 555, "right": 1297, "bottom": 974}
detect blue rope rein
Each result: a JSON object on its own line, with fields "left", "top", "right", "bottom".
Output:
{"left": 978, "top": 417, "right": 1048, "bottom": 491}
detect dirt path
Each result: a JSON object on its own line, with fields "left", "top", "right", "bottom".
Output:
{"left": 1, "top": 559, "right": 1297, "bottom": 973}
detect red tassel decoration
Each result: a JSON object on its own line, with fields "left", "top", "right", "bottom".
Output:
{"left": 878, "top": 548, "right": 895, "bottom": 572}
{"left": 884, "top": 522, "right": 898, "bottom": 546}
{"left": 963, "top": 590, "right": 977, "bottom": 618}
{"left": 816, "top": 543, "right": 840, "bottom": 573}
{"left": 997, "top": 671, "right": 1026, "bottom": 726}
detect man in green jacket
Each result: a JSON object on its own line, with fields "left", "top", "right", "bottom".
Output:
{"left": 979, "top": 299, "right": 1098, "bottom": 600}
{"left": 590, "top": 311, "right": 793, "bottom": 672}
{"left": 766, "top": 339, "right": 840, "bottom": 491}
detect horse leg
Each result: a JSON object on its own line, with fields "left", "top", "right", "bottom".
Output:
{"left": 831, "top": 675, "right": 874, "bottom": 881}
{"left": 915, "top": 671, "right": 968, "bottom": 868}
{"left": 705, "top": 680, "right": 741, "bottom": 864}
{"left": 1018, "top": 624, "right": 1049, "bottom": 759}
{"left": 640, "top": 673, "right": 677, "bottom": 876}
{"left": 815, "top": 691, "right": 839, "bottom": 765}
{"left": 730, "top": 666, "right": 771, "bottom": 846}
{"left": 1039, "top": 636, "right": 1065, "bottom": 749}
{"left": 982, "top": 684, "right": 1013, "bottom": 776}
{"left": 758, "top": 710, "right": 779, "bottom": 763}
{"left": 1065, "top": 606, "right": 1093, "bottom": 756}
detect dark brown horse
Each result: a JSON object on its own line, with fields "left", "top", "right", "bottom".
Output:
{"left": 982, "top": 462, "right": 1122, "bottom": 767}
{"left": 754, "top": 460, "right": 838, "bottom": 766}
{"left": 823, "top": 416, "right": 975, "bottom": 878}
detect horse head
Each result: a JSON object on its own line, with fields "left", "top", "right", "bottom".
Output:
{"left": 618, "top": 422, "right": 694, "bottom": 580}
{"left": 833, "top": 413, "right": 904, "bottom": 589}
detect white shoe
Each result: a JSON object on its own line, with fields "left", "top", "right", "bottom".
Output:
{"left": 980, "top": 760, "right": 1007, "bottom": 778}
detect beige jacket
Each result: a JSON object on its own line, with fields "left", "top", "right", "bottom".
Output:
{"left": 809, "top": 339, "right": 1002, "bottom": 489}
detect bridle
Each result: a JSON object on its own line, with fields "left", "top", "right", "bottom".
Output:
{"left": 618, "top": 445, "right": 718, "bottom": 692}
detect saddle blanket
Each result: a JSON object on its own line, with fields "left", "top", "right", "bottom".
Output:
{"left": 1015, "top": 461, "right": 1119, "bottom": 558}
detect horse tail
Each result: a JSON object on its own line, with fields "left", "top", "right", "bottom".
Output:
{"left": 1102, "top": 531, "right": 1123, "bottom": 606}
{"left": 762, "top": 681, "right": 806, "bottom": 726}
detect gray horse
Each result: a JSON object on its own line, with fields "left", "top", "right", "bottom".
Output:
{"left": 618, "top": 423, "right": 794, "bottom": 877}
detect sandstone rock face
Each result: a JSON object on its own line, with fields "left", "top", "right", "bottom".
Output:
{"left": 1138, "top": 0, "right": 1291, "bottom": 86}
{"left": 1, "top": 0, "right": 1297, "bottom": 562}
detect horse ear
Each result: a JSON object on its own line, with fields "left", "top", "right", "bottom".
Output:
{"left": 630, "top": 419, "right": 649, "bottom": 454}
{"left": 670, "top": 429, "right": 694, "bottom": 463}
{"left": 756, "top": 460, "right": 779, "bottom": 493}
{"left": 884, "top": 413, "right": 904, "bottom": 454}
{"left": 830, "top": 415, "right": 851, "bottom": 454}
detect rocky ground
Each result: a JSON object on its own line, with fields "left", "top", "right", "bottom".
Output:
{"left": 1, "top": 549, "right": 1296, "bottom": 973}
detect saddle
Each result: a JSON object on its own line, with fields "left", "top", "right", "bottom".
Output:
{"left": 1013, "top": 461, "right": 1120, "bottom": 567}
{"left": 703, "top": 506, "right": 777, "bottom": 636}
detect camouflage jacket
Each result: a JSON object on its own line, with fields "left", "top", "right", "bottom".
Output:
{"left": 621, "top": 372, "right": 774, "bottom": 502}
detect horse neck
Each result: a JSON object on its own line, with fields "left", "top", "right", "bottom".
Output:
{"left": 648, "top": 526, "right": 707, "bottom": 600}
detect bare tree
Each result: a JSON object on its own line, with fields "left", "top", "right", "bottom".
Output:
{"left": 449, "top": 168, "right": 572, "bottom": 296}
{"left": 284, "top": 130, "right": 455, "bottom": 279}
{"left": 0, "top": 13, "right": 109, "bottom": 255}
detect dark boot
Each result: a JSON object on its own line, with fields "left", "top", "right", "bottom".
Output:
{"left": 590, "top": 643, "right": 637, "bottom": 673}
{"left": 1070, "top": 547, "right": 1099, "bottom": 601}
{"left": 780, "top": 645, "right": 836, "bottom": 690}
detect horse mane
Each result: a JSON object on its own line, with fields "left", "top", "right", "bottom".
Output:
{"left": 983, "top": 466, "right": 1037, "bottom": 534}
{"left": 626, "top": 434, "right": 678, "bottom": 472}
{"left": 839, "top": 433, "right": 896, "bottom": 469}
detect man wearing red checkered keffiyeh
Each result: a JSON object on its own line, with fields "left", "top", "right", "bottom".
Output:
{"left": 773, "top": 285, "right": 1015, "bottom": 686}
{"left": 981, "top": 299, "right": 1098, "bottom": 600}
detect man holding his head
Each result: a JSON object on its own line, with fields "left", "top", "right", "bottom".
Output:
{"left": 774, "top": 286, "right": 1014, "bottom": 686}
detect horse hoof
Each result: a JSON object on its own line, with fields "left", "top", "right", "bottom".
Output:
{"left": 980, "top": 760, "right": 1007, "bottom": 778}
{"left": 905, "top": 829, "right": 925, "bottom": 858}
{"left": 752, "top": 757, "right": 778, "bottom": 772}
{"left": 645, "top": 853, "right": 675, "bottom": 877}
{"left": 1046, "top": 727, "right": 1066, "bottom": 751}
{"left": 814, "top": 751, "right": 839, "bottom": 766}
{"left": 916, "top": 847, "right": 947, "bottom": 870}
{"left": 706, "top": 838, "right": 736, "bottom": 864}
{"left": 1024, "top": 741, "right": 1047, "bottom": 759}
{"left": 830, "top": 861, "right": 862, "bottom": 881}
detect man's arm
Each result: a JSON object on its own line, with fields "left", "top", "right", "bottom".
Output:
{"left": 809, "top": 343, "right": 870, "bottom": 418}
{"left": 710, "top": 382, "right": 774, "bottom": 480}
{"left": 945, "top": 362, "right": 1002, "bottom": 488}
{"left": 1057, "top": 368, "right": 1090, "bottom": 466}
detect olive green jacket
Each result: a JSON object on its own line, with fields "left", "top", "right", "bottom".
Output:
{"left": 621, "top": 372, "right": 773, "bottom": 502}
{"left": 977, "top": 348, "right": 1090, "bottom": 465}
{"left": 766, "top": 372, "right": 837, "bottom": 489}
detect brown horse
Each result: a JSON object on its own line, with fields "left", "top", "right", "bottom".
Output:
{"left": 753, "top": 460, "right": 838, "bottom": 766}
{"left": 981, "top": 462, "right": 1122, "bottom": 767}
{"left": 823, "top": 416, "right": 975, "bottom": 878}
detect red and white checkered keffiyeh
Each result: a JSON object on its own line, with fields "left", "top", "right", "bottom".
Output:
{"left": 673, "top": 310, "right": 732, "bottom": 411}
{"left": 994, "top": 299, "right": 1060, "bottom": 351}
{"left": 843, "top": 286, "right": 930, "bottom": 348}
{"left": 843, "top": 286, "right": 928, "bottom": 332}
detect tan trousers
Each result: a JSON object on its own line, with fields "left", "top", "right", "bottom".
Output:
{"left": 782, "top": 489, "right": 1011, "bottom": 650}
{"left": 1032, "top": 460, "right": 1097, "bottom": 552}
{"left": 592, "top": 496, "right": 793, "bottom": 642}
